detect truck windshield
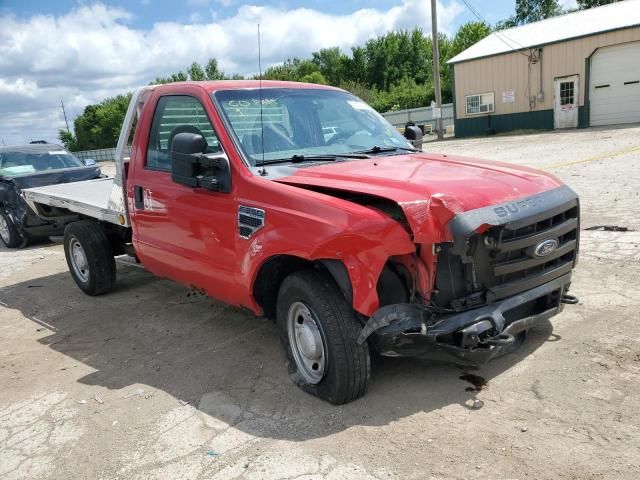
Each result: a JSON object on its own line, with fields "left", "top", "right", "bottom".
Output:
{"left": 0, "top": 149, "right": 84, "bottom": 177}
{"left": 213, "top": 88, "right": 413, "bottom": 165}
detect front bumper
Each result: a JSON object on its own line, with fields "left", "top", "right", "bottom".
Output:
{"left": 358, "top": 273, "right": 574, "bottom": 365}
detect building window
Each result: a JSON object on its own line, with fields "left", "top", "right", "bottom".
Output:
{"left": 559, "top": 82, "right": 574, "bottom": 106}
{"left": 465, "top": 92, "right": 495, "bottom": 115}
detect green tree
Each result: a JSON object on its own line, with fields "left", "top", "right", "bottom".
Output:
{"left": 187, "top": 61, "right": 206, "bottom": 81}
{"left": 368, "top": 77, "right": 434, "bottom": 113}
{"left": 205, "top": 58, "right": 226, "bottom": 80}
{"left": 261, "top": 58, "right": 320, "bottom": 81}
{"left": 152, "top": 71, "right": 187, "bottom": 84}
{"left": 515, "top": 0, "right": 562, "bottom": 24}
{"left": 68, "top": 94, "right": 132, "bottom": 150}
{"left": 577, "top": 0, "right": 619, "bottom": 8}
{"left": 262, "top": 58, "right": 300, "bottom": 80}
{"left": 452, "top": 21, "right": 492, "bottom": 55}
{"left": 494, "top": 17, "right": 519, "bottom": 30}
{"left": 300, "top": 71, "right": 327, "bottom": 84}
{"left": 343, "top": 46, "right": 367, "bottom": 84}
{"left": 312, "top": 47, "right": 347, "bottom": 85}
{"left": 57, "top": 129, "right": 78, "bottom": 151}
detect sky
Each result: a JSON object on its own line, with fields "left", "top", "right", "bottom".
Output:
{"left": 0, "top": 0, "right": 577, "bottom": 145}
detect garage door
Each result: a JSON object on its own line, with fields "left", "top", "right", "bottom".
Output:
{"left": 590, "top": 41, "right": 640, "bottom": 126}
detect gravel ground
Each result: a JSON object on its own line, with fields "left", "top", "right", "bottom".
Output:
{"left": 1, "top": 125, "right": 639, "bottom": 480}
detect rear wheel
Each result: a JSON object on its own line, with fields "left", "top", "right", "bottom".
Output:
{"left": 277, "top": 270, "right": 370, "bottom": 404}
{"left": 0, "top": 210, "right": 24, "bottom": 248}
{"left": 64, "top": 220, "right": 116, "bottom": 295}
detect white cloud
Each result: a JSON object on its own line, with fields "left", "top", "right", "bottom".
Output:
{"left": 0, "top": 1, "right": 463, "bottom": 145}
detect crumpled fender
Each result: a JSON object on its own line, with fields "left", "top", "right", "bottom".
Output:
{"left": 0, "top": 180, "right": 28, "bottom": 233}
{"left": 399, "top": 193, "right": 465, "bottom": 244}
{"left": 241, "top": 183, "right": 415, "bottom": 317}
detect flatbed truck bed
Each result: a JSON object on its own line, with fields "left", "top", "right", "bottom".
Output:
{"left": 23, "top": 177, "right": 123, "bottom": 225}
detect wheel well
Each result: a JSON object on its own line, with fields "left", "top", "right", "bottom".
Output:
{"left": 61, "top": 220, "right": 132, "bottom": 257}
{"left": 377, "top": 261, "right": 410, "bottom": 307}
{"left": 102, "top": 222, "right": 132, "bottom": 256}
{"left": 253, "top": 256, "right": 353, "bottom": 319}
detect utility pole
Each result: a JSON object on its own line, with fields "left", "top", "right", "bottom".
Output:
{"left": 430, "top": 0, "right": 443, "bottom": 140}
{"left": 60, "top": 99, "right": 70, "bottom": 133}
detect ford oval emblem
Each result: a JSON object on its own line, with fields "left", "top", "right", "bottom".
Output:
{"left": 534, "top": 239, "right": 559, "bottom": 257}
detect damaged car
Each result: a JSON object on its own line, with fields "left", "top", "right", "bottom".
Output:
{"left": 21, "top": 82, "right": 579, "bottom": 404}
{"left": 0, "top": 144, "right": 101, "bottom": 248}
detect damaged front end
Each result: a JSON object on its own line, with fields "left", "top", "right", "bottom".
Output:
{"left": 360, "top": 185, "right": 580, "bottom": 365}
{"left": 1, "top": 166, "right": 101, "bottom": 241}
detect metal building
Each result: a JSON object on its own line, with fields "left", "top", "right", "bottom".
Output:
{"left": 448, "top": 1, "right": 640, "bottom": 137}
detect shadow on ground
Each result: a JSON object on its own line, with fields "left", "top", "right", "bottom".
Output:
{"left": 0, "top": 263, "right": 554, "bottom": 441}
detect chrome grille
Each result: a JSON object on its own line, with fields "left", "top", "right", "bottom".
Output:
{"left": 434, "top": 201, "right": 579, "bottom": 310}
{"left": 238, "top": 205, "right": 265, "bottom": 239}
{"left": 483, "top": 205, "right": 579, "bottom": 301}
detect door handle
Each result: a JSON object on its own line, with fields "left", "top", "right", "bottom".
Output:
{"left": 134, "top": 185, "right": 144, "bottom": 209}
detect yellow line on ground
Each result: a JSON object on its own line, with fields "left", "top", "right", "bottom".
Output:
{"left": 542, "top": 145, "right": 640, "bottom": 169}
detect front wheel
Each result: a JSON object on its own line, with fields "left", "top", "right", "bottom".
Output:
{"left": 0, "top": 210, "right": 25, "bottom": 248}
{"left": 63, "top": 220, "right": 116, "bottom": 295}
{"left": 277, "top": 270, "right": 370, "bottom": 404}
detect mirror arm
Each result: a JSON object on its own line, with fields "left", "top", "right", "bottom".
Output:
{"left": 196, "top": 175, "right": 219, "bottom": 191}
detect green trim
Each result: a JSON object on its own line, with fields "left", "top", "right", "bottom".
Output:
{"left": 454, "top": 110, "right": 554, "bottom": 138}
{"left": 579, "top": 57, "right": 591, "bottom": 128}
{"left": 578, "top": 106, "right": 588, "bottom": 128}
{"left": 448, "top": 24, "right": 640, "bottom": 65}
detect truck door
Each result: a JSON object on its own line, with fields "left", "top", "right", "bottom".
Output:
{"left": 131, "top": 94, "right": 238, "bottom": 302}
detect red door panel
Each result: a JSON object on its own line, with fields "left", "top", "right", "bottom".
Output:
{"left": 129, "top": 92, "right": 240, "bottom": 305}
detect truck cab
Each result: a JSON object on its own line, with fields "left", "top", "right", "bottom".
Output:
{"left": 23, "top": 81, "right": 579, "bottom": 404}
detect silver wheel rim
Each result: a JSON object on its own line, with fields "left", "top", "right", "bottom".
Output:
{"left": 0, "top": 215, "right": 10, "bottom": 243}
{"left": 287, "top": 301, "right": 326, "bottom": 384}
{"left": 69, "top": 237, "right": 90, "bottom": 283}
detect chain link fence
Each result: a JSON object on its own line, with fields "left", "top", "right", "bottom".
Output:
{"left": 382, "top": 103, "right": 454, "bottom": 135}
{"left": 73, "top": 147, "right": 130, "bottom": 163}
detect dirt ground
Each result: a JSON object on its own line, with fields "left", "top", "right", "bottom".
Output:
{"left": 2, "top": 125, "right": 639, "bottom": 480}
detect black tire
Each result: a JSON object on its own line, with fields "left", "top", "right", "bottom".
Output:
{"left": 0, "top": 210, "right": 25, "bottom": 248}
{"left": 277, "top": 270, "right": 370, "bottom": 404}
{"left": 63, "top": 220, "right": 116, "bottom": 295}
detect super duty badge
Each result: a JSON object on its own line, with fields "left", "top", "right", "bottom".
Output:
{"left": 494, "top": 195, "right": 543, "bottom": 218}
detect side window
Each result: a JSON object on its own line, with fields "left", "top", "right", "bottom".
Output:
{"left": 146, "top": 96, "right": 221, "bottom": 171}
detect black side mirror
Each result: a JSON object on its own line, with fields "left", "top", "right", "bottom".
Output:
{"left": 403, "top": 123, "right": 423, "bottom": 149}
{"left": 171, "top": 132, "right": 231, "bottom": 193}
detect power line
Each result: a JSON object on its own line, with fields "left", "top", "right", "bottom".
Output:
{"left": 460, "top": 0, "right": 531, "bottom": 58}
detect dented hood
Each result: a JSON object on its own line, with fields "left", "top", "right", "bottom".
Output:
{"left": 275, "top": 152, "right": 564, "bottom": 243}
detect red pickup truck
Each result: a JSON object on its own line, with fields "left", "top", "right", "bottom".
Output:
{"left": 23, "top": 81, "right": 579, "bottom": 404}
